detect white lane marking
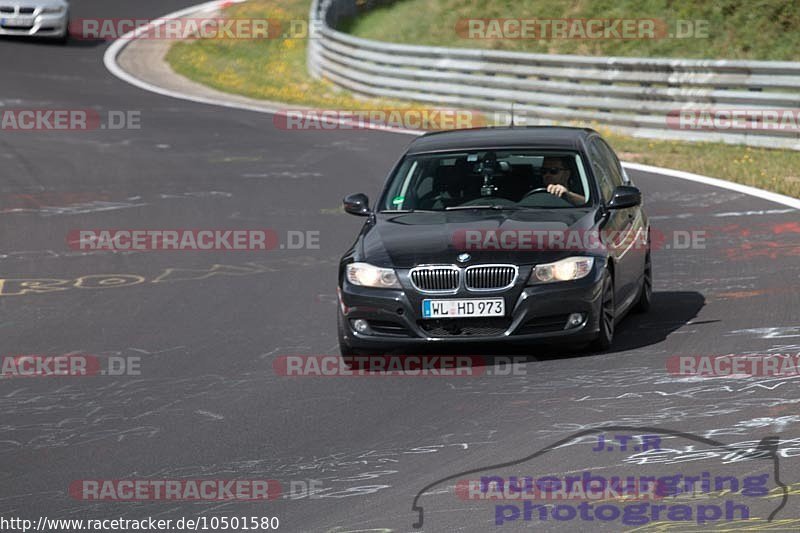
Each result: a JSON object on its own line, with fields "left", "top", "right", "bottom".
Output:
{"left": 714, "top": 208, "right": 797, "bottom": 217}
{"left": 650, "top": 208, "right": 795, "bottom": 221}
{"left": 623, "top": 162, "right": 800, "bottom": 210}
{"left": 726, "top": 327, "right": 800, "bottom": 339}
{"left": 105, "top": 3, "right": 800, "bottom": 212}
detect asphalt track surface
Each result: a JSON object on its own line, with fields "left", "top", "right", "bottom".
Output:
{"left": 1, "top": 1, "right": 800, "bottom": 531}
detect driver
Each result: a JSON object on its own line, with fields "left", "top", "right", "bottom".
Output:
{"left": 541, "top": 157, "right": 585, "bottom": 206}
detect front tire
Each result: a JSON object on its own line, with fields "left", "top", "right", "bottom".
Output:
{"left": 590, "top": 270, "right": 615, "bottom": 351}
{"left": 633, "top": 250, "right": 652, "bottom": 313}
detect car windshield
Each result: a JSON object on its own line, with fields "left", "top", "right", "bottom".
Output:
{"left": 379, "top": 150, "right": 592, "bottom": 212}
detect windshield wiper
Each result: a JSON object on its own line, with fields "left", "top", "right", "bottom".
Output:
{"left": 444, "top": 205, "right": 515, "bottom": 211}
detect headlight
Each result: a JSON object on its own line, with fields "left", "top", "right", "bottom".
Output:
{"left": 42, "top": 6, "right": 65, "bottom": 13}
{"left": 346, "top": 262, "right": 401, "bottom": 289}
{"left": 530, "top": 257, "right": 594, "bottom": 283}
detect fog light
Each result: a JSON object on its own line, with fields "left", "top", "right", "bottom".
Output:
{"left": 565, "top": 313, "right": 585, "bottom": 329}
{"left": 352, "top": 319, "right": 370, "bottom": 334}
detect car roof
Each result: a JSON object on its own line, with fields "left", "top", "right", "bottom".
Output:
{"left": 405, "top": 126, "right": 598, "bottom": 155}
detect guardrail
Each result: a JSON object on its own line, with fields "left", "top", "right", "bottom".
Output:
{"left": 308, "top": 0, "right": 800, "bottom": 150}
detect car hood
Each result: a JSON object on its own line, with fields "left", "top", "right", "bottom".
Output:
{"left": 360, "top": 208, "right": 601, "bottom": 268}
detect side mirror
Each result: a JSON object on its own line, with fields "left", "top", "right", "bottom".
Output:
{"left": 343, "top": 193, "right": 371, "bottom": 216}
{"left": 608, "top": 185, "right": 642, "bottom": 209}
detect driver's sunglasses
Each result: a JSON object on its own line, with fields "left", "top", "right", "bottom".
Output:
{"left": 542, "top": 167, "right": 566, "bottom": 175}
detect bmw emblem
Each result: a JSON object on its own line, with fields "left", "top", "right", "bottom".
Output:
{"left": 457, "top": 253, "right": 471, "bottom": 263}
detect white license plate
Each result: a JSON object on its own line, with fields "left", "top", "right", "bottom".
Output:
{"left": 3, "top": 17, "right": 35, "bottom": 27}
{"left": 422, "top": 298, "right": 505, "bottom": 318}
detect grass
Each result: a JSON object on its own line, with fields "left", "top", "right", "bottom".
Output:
{"left": 166, "top": 0, "right": 412, "bottom": 109}
{"left": 166, "top": 0, "right": 800, "bottom": 198}
{"left": 601, "top": 129, "right": 800, "bottom": 198}
{"left": 346, "top": 0, "right": 800, "bottom": 60}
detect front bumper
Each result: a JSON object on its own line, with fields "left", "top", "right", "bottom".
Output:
{"left": 339, "top": 263, "right": 604, "bottom": 349}
{"left": 0, "top": 9, "right": 68, "bottom": 38}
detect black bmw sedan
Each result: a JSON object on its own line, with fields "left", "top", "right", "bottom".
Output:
{"left": 337, "top": 127, "right": 651, "bottom": 355}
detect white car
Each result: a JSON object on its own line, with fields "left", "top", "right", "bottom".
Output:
{"left": 0, "top": 0, "right": 69, "bottom": 43}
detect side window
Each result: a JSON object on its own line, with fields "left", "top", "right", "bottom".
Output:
{"left": 596, "top": 139, "right": 625, "bottom": 187}
{"left": 588, "top": 139, "right": 615, "bottom": 203}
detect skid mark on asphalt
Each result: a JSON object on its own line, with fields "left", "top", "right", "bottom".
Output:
{"left": 242, "top": 171, "right": 323, "bottom": 179}
{"left": 155, "top": 191, "right": 232, "bottom": 199}
{"left": 0, "top": 374, "right": 261, "bottom": 450}
{"left": 0, "top": 257, "right": 336, "bottom": 298}
{"left": 442, "top": 358, "right": 800, "bottom": 436}
{"left": 0, "top": 190, "right": 234, "bottom": 216}
{"left": 7, "top": 434, "right": 497, "bottom": 518}
{"left": 128, "top": 346, "right": 187, "bottom": 356}
{"left": 195, "top": 410, "right": 224, "bottom": 420}
{"left": 0, "top": 249, "right": 143, "bottom": 262}
{"left": 1, "top": 200, "right": 148, "bottom": 216}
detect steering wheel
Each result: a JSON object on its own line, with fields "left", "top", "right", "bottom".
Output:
{"left": 520, "top": 187, "right": 572, "bottom": 207}
{"left": 522, "top": 187, "right": 550, "bottom": 198}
